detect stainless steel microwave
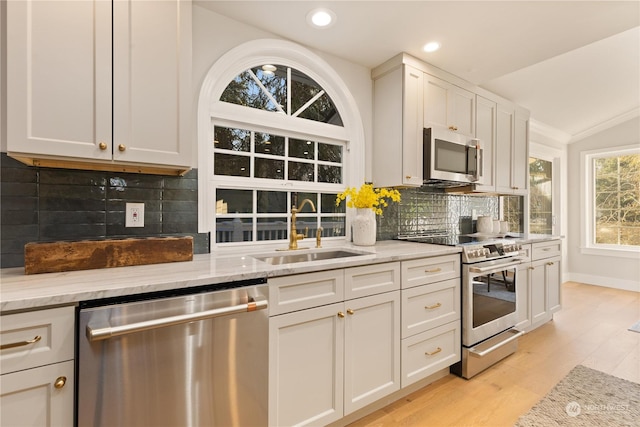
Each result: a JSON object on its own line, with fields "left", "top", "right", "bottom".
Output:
{"left": 423, "top": 127, "right": 483, "bottom": 185}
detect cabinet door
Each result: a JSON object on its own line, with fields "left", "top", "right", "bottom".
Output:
{"left": 530, "top": 260, "right": 551, "bottom": 327}
{"left": 448, "top": 86, "right": 475, "bottom": 137}
{"left": 546, "top": 257, "right": 562, "bottom": 314}
{"left": 7, "top": 0, "right": 112, "bottom": 159}
{"left": 475, "top": 95, "right": 496, "bottom": 191}
{"left": 515, "top": 263, "right": 532, "bottom": 330}
{"left": 424, "top": 76, "right": 474, "bottom": 137}
{"left": 113, "top": 0, "right": 191, "bottom": 167}
{"left": 269, "top": 303, "right": 344, "bottom": 427}
{"left": 402, "top": 65, "right": 424, "bottom": 186}
{"left": 1, "top": 360, "right": 74, "bottom": 427}
{"left": 344, "top": 292, "right": 401, "bottom": 415}
{"left": 495, "top": 103, "right": 515, "bottom": 194}
{"left": 423, "top": 76, "right": 449, "bottom": 130}
{"left": 512, "top": 109, "right": 530, "bottom": 194}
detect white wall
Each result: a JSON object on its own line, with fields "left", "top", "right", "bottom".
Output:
{"left": 191, "top": 5, "right": 374, "bottom": 176}
{"left": 566, "top": 117, "right": 640, "bottom": 292}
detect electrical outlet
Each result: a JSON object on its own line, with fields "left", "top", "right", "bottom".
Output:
{"left": 472, "top": 209, "right": 478, "bottom": 220}
{"left": 125, "top": 203, "right": 145, "bottom": 228}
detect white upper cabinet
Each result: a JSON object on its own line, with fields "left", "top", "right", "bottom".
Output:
{"left": 7, "top": 0, "right": 192, "bottom": 175}
{"left": 474, "top": 95, "right": 497, "bottom": 191}
{"left": 495, "top": 103, "right": 529, "bottom": 195}
{"left": 7, "top": 0, "right": 112, "bottom": 161}
{"left": 373, "top": 64, "right": 424, "bottom": 187}
{"left": 424, "top": 75, "right": 475, "bottom": 137}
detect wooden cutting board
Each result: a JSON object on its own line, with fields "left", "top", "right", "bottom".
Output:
{"left": 24, "top": 236, "right": 193, "bottom": 275}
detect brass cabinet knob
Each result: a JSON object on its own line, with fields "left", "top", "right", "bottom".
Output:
{"left": 547, "top": 262, "right": 554, "bottom": 266}
{"left": 54, "top": 376, "right": 67, "bottom": 389}
{"left": 118, "top": 144, "right": 126, "bottom": 152}
{"left": 405, "top": 176, "right": 411, "bottom": 179}
{"left": 98, "top": 142, "right": 107, "bottom": 150}
{"left": 528, "top": 266, "right": 535, "bottom": 270}
{"left": 337, "top": 312, "right": 345, "bottom": 318}
{"left": 448, "top": 126, "right": 458, "bottom": 131}
{"left": 346, "top": 309, "right": 354, "bottom": 315}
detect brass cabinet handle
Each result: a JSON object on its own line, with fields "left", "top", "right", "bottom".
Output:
{"left": 405, "top": 175, "right": 412, "bottom": 179}
{"left": 425, "top": 347, "right": 442, "bottom": 356}
{"left": 0, "top": 335, "right": 41, "bottom": 350}
{"left": 547, "top": 262, "right": 554, "bottom": 266}
{"left": 337, "top": 312, "right": 345, "bottom": 318}
{"left": 528, "top": 266, "right": 535, "bottom": 270}
{"left": 54, "top": 376, "right": 67, "bottom": 389}
{"left": 511, "top": 186, "right": 519, "bottom": 190}
{"left": 425, "top": 268, "right": 442, "bottom": 273}
{"left": 98, "top": 142, "right": 108, "bottom": 150}
{"left": 346, "top": 309, "right": 354, "bottom": 315}
{"left": 448, "top": 126, "right": 458, "bottom": 131}
{"left": 425, "top": 302, "right": 442, "bottom": 310}
{"left": 118, "top": 144, "right": 126, "bottom": 152}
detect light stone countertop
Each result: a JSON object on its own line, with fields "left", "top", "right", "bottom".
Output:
{"left": 0, "top": 240, "right": 461, "bottom": 313}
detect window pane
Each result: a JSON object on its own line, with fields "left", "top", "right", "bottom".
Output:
{"left": 215, "top": 153, "right": 250, "bottom": 177}
{"left": 250, "top": 65, "right": 287, "bottom": 112}
{"left": 216, "top": 218, "right": 252, "bottom": 242}
{"left": 255, "top": 158, "right": 284, "bottom": 180}
{"left": 289, "top": 161, "right": 314, "bottom": 182}
{"left": 291, "top": 68, "right": 343, "bottom": 126}
{"left": 216, "top": 189, "right": 253, "bottom": 214}
{"left": 257, "top": 217, "right": 288, "bottom": 241}
{"left": 321, "top": 193, "right": 344, "bottom": 214}
{"left": 318, "top": 143, "right": 342, "bottom": 163}
{"left": 289, "top": 138, "right": 315, "bottom": 159}
{"left": 257, "top": 191, "right": 287, "bottom": 213}
{"left": 321, "top": 216, "right": 346, "bottom": 237}
{"left": 318, "top": 165, "right": 342, "bottom": 183}
{"left": 594, "top": 152, "right": 640, "bottom": 246}
{"left": 255, "top": 132, "right": 285, "bottom": 156}
{"left": 529, "top": 157, "right": 553, "bottom": 234}
{"left": 220, "top": 68, "right": 285, "bottom": 112}
{"left": 214, "top": 126, "right": 250, "bottom": 152}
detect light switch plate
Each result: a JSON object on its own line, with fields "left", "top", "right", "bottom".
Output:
{"left": 125, "top": 203, "right": 145, "bottom": 228}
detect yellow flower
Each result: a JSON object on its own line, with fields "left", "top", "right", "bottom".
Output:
{"left": 336, "top": 183, "right": 401, "bottom": 215}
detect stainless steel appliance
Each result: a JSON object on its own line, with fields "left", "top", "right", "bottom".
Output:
{"left": 77, "top": 279, "right": 268, "bottom": 427}
{"left": 402, "top": 234, "right": 525, "bottom": 378}
{"left": 423, "top": 127, "right": 483, "bottom": 186}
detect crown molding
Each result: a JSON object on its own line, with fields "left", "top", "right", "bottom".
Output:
{"left": 529, "top": 119, "right": 572, "bottom": 145}
{"left": 569, "top": 108, "right": 640, "bottom": 144}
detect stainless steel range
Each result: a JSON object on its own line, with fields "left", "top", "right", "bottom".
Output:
{"left": 402, "top": 234, "right": 526, "bottom": 378}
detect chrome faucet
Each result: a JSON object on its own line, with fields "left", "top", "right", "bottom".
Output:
{"left": 288, "top": 199, "right": 316, "bottom": 250}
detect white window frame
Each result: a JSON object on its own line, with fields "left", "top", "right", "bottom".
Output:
{"left": 580, "top": 144, "right": 640, "bottom": 258}
{"left": 197, "top": 39, "right": 365, "bottom": 248}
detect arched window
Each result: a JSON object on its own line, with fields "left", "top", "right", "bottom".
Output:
{"left": 197, "top": 40, "right": 365, "bottom": 248}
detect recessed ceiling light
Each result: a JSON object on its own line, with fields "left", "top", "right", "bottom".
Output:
{"left": 307, "top": 8, "right": 336, "bottom": 28}
{"left": 423, "top": 41, "right": 441, "bottom": 53}
{"left": 261, "top": 64, "right": 277, "bottom": 75}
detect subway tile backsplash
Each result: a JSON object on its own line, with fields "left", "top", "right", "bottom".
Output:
{"left": 0, "top": 153, "right": 209, "bottom": 268}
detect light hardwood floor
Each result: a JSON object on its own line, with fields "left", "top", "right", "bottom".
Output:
{"left": 348, "top": 281, "right": 640, "bottom": 427}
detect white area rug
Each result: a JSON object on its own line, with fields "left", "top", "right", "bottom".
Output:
{"left": 628, "top": 320, "right": 640, "bottom": 333}
{"left": 514, "top": 365, "right": 640, "bottom": 427}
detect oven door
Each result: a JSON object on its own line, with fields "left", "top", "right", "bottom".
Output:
{"left": 462, "top": 258, "right": 522, "bottom": 347}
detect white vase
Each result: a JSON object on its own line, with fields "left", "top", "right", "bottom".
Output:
{"left": 352, "top": 208, "right": 377, "bottom": 246}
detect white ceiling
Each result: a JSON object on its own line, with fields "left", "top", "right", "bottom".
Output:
{"left": 195, "top": 1, "right": 640, "bottom": 143}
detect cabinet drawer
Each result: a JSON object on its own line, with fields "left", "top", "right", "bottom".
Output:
{"left": 401, "top": 254, "right": 460, "bottom": 289}
{"left": 344, "top": 262, "right": 400, "bottom": 300}
{"left": 269, "top": 270, "right": 344, "bottom": 316}
{"left": 532, "top": 240, "right": 562, "bottom": 261}
{"left": 401, "top": 321, "right": 461, "bottom": 387}
{"left": 1, "top": 306, "right": 75, "bottom": 375}
{"left": 401, "top": 278, "right": 460, "bottom": 339}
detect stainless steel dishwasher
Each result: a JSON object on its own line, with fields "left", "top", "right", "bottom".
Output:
{"left": 77, "top": 279, "right": 268, "bottom": 427}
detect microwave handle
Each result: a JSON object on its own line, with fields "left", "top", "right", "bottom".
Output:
{"left": 470, "top": 139, "right": 481, "bottom": 182}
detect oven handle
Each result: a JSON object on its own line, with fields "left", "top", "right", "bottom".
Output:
{"left": 468, "top": 329, "right": 525, "bottom": 358}
{"left": 86, "top": 296, "right": 268, "bottom": 342}
{"left": 467, "top": 259, "right": 523, "bottom": 274}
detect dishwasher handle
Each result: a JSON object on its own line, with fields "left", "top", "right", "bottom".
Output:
{"left": 87, "top": 296, "right": 268, "bottom": 342}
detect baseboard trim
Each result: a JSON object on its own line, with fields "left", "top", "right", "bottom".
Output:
{"left": 566, "top": 273, "right": 640, "bottom": 292}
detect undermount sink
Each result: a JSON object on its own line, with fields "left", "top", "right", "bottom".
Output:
{"left": 252, "top": 248, "right": 372, "bottom": 265}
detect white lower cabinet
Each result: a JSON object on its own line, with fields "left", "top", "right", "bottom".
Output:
{"left": 0, "top": 306, "right": 75, "bottom": 427}
{"left": 516, "top": 241, "right": 563, "bottom": 331}
{"left": 269, "top": 262, "right": 402, "bottom": 427}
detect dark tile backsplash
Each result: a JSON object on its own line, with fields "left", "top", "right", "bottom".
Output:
{"left": 0, "top": 153, "right": 209, "bottom": 268}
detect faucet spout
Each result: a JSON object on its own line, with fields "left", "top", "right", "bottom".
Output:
{"left": 289, "top": 199, "right": 316, "bottom": 250}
